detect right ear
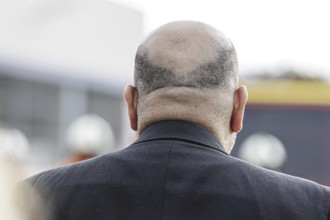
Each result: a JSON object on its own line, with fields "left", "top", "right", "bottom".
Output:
{"left": 124, "top": 85, "right": 138, "bottom": 131}
{"left": 230, "top": 85, "right": 248, "bottom": 133}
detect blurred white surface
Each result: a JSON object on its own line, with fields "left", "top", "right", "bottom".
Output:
{"left": 0, "top": 0, "right": 143, "bottom": 86}
{"left": 111, "top": 0, "right": 330, "bottom": 80}
{"left": 1, "top": 0, "right": 329, "bottom": 82}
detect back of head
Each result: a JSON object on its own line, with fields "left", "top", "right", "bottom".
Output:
{"left": 135, "top": 21, "right": 238, "bottom": 95}
{"left": 134, "top": 21, "right": 240, "bottom": 151}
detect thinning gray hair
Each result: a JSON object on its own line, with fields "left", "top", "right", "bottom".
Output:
{"left": 135, "top": 49, "right": 238, "bottom": 95}
{"left": 134, "top": 21, "right": 238, "bottom": 96}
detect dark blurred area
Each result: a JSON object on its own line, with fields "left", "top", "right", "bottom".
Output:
{"left": 232, "top": 71, "right": 330, "bottom": 186}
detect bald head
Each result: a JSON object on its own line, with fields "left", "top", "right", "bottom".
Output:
{"left": 135, "top": 21, "right": 238, "bottom": 95}
{"left": 127, "top": 21, "right": 247, "bottom": 153}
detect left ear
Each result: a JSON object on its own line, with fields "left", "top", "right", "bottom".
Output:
{"left": 230, "top": 85, "right": 248, "bottom": 133}
{"left": 124, "top": 85, "right": 138, "bottom": 131}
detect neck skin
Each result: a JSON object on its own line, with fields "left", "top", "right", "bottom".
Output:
{"left": 124, "top": 85, "right": 248, "bottom": 154}
{"left": 137, "top": 87, "right": 235, "bottom": 152}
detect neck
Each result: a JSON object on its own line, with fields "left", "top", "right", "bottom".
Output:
{"left": 137, "top": 87, "right": 234, "bottom": 152}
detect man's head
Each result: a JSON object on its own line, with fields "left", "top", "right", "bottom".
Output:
{"left": 125, "top": 21, "right": 248, "bottom": 153}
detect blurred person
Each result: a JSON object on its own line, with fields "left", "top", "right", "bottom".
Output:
{"left": 23, "top": 21, "right": 330, "bottom": 220}
{"left": 0, "top": 155, "right": 24, "bottom": 220}
{"left": 0, "top": 127, "right": 30, "bottom": 164}
{"left": 60, "top": 114, "right": 115, "bottom": 165}
{"left": 0, "top": 155, "right": 45, "bottom": 220}
{"left": 0, "top": 129, "right": 44, "bottom": 220}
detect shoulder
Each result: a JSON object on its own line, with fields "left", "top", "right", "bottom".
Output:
{"left": 24, "top": 147, "right": 136, "bottom": 189}
{"left": 232, "top": 155, "right": 330, "bottom": 192}
{"left": 231, "top": 156, "right": 330, "bottom": 208}
{"left": 25, "top": 153, "right": 112, "bottom": 189}
{"left": 215, "top": 156, "right": 330, "bottom": 219}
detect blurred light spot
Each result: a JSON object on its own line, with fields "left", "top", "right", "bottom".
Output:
{"left": 238, "top": 132, "right": 287, "bottom": 170}
{"left": 0, "top": 128, "right": 30, "bottom": 161}
{"left": 65, "top": 114, "right": 115, "bottom": 155}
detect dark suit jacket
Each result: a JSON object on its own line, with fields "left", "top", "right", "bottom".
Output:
{"left": 25, "top": 120, "right": 330, "bottom": 220}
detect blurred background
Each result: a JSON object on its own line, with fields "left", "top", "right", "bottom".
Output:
{"left": 0, "top": 0, "right": 329, "bottom": 185}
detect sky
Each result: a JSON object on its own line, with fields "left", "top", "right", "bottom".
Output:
{"left": 110, "top": 0, "right": 330, "bottom": 80}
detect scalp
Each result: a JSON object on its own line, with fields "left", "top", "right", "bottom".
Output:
{"left": 139, "top": 21, "right": 234, "bottom": 76}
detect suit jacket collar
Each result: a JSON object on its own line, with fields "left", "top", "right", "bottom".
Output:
{"left": 134, "top": 120, "right": 228, "bottom": 155}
